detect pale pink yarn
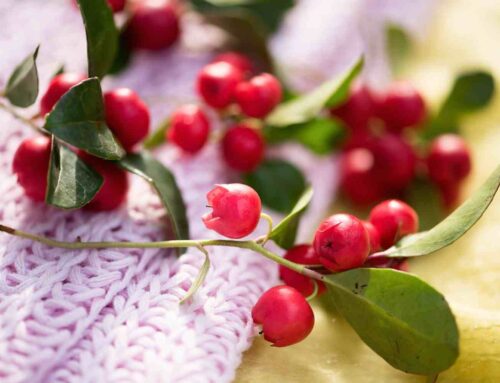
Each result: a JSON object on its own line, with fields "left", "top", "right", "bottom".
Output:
{"left": 0, "top": 2, "right": 338, "bottom": 382}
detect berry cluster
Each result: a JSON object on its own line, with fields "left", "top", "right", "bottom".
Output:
{"left": 13, "top": 74, "right": 153, "bottom": 211}
{"left": 201, "top": 183, "right": 418, "bottom": 346}
{"left": 334, "top": 82, "right": 472, "bottom": 208}
{"left": 167, "top": 52, "right": 282, "bottom": 172}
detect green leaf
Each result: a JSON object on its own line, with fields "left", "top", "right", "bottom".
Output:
{"left": 383, "top": 164, "right": 500, "bottom": 257}
{"left": 325, "top": 268, "right": 459, "bottom": 375}
{"left": 5, "top": 46, "right": 40, "bottom": 107}
{"left": 265, "top": 58, "right": 363, "bottom": 127}
{"left": 386, "top": 25, "right": 411, "bottom": 74}
{"left": 46, "top": 138, "right": 103, "bottom": 209}
{"left": 77, "top": 0, "right": 119, "bottom": 78}
{"left": 143, "top": 118, "right": 170, "bottom": 150}
{"left": 244, "top": 159, "right": 306, "bottom": 214}
{"left": 43, "top": 78, "right": 125, "bottom": 160}
{"left": 52, "top": 64, "right": 65, "bottom": 78}
{"left": 406, "top": 178, "right": 445, "bottom": 231}
{"left": 119, "top": 152, "right": 189, "bottom": 247}
{"left": 108, "top": 30, "right": 133, "bottom": 75}
{"left": 264, "top": 118, "right": 345, "bottom": 155}
{"left": 269, "top": 186, "right": 313, "bottom": 249}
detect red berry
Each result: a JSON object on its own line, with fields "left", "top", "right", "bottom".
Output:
{"left": 279, "top": 245, "right": 326, "bottom": 297}
{"left": 12, "top": 136, "right": 52, "bottom": 202}
{"left": 235, "top": 73, "right": 282, "bottom": 118}
{"left": 40, "top": 73, "right": 86, "bottom": 116}
{"left": 340, "top": 148, "right": 386, "bottom": 205}
{"left": 313, "top": 214, "right": 370, "bottom": 272}
{"left": 252, "top": 285, "right": 314, "bottom": 347}
{"left": 104, "top": 88, "right": 150, "bottom": 151}
{"left": 80, "top": 154, "right": 129, "bottom": 211}
{"left": 212, "top": 51, "right": 253, "bottom": 76}
{"left": 126, "top": 0, "right": 180, "bottom": 51}
{"left": 167, "top": 105, "right": 210, "bottom": 153}
{"left": 375, "top": 82, "right": 426, "bottom": 132}
{"left": 331, "top": 84, "right": 374, "bottom": 132}
{"left": 362, "top": 221, "right": 381, "bottom": 253}
{"left": 107, "top": 0, "right": 125, "bottom": 12}
{"left": 196, "top": 62, "right": 243, "bottom": 109}
{"left": 426, "top": 134, "right": 472, "bottom": 186}
{"left": 222, "top": 125, "right": 265, "bottom": 172}
{"left": 202, "top": 183, "right": 261, "bottom": 239}
{"left": 369, "top": 199, "right": 419, "bottom": 249}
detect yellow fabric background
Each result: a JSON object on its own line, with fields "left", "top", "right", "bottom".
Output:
{"left": 236, "top": 0, "right": 500, "bottom": 381}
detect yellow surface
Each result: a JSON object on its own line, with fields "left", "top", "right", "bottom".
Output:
{"left": 236, "top": 0, "right": 500, "bottom": 382}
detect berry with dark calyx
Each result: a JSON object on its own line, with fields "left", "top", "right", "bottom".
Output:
{"left": 125, "top": 0, "right": 180, "bottom": 51}
{"left": 104, "top": 88, "right": 150, "bottom": 151}
{"left": 222, "top": 125, "right": 265, "bottom": 172}
{"left": 80, "top": 153, "right": 129, "bottom": 211}
{"left": 331, "top": 83, "right": 374, "bottom": 132}
{"left": 212, "top": 51, "right": 253, "bottom": 77}
{"left": 362, "top": 221, "right": 381, "bottom": 253}
{"left": 369, "top": 199, "right": 419, "bottom": 249}
{"left": 426, "top": 134, "right": 472, "bottom": 186}
{"left": 252, "top": 285, "right": 315, "bottom": 347}
{"left": 279, "top": 245, "right": 326, "bottom": 297}
{"left": 202, "top": 183, "right": 261, "bottom": 239}
{"left": 167, "top": 105, "right": 210, "bottom": 154}
{"left": 40, "top": 73, "right": 86, "bottom": 116}
{"left": 196, "top": 62, "right": 244, "bottom": 109}
{"left": 313, "top": 214, "right": 370, "bottom": 272}
{"left": 12, "top": 136, "right": 52, "bottom": 202}
{"left": 235, "top": 73, "right": 282, "bottom": 118}
{"left": 374, "top": 81, "right": 426, "bottom": 132}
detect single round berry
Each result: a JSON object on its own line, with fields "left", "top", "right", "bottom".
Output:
{"left": 12, "top": 136, "right": 52, "bottom": 202}
{"left": 279, "top": 245, "right": 326, "bottom": 297}
{"left": 369, "top": 199, "right": 419, "bottom": 249}
{"left": 40, "top": 73, "right": 86, "bottom": 116}
{"left": 107, "top": 0, "right": 126, "bottom": 12}
{"left": 235, "top": 73, "right": 282, "bottom": 118}
{"left": 331, "top": 84, "right": 374, "bottom": 132}
{"left": 80, "top": 154, "right": 129, "bottom": 211}
{"left": 125, "top": 0, "right": 180, "bottom": 51}
{"left": 375, "top": 82, "right": 426, "bottom": 131}
{"left": 202, "top": 183, "right": 261, "bottom": 239}
{"left": 252, "top": 285, "right": 314, "bottom": 347}
{"left": 196, "top": 62, "right": 244, "bottom": 109}
{"left": 340, "top": 148, "right": 386, "bottom": 205}
{"left": 362, "top": 221, "right": 381, "bottom": 253}
{"left": 426, "top": 134, "right": 472, "bottom": 186}
{"left": 104, "top": 88, "right": 150, "bottom": 151}
{"left": 222, "top": 125, "right": 265, "bottom": 172}
{"left": 167, "top": 105, "right": 210, "bottom": 153}
{"left": 313, "top": 214, "right": 370, "bottom": 272}
{"left": 212, "top": 51, "right": 253, "bottom": 76}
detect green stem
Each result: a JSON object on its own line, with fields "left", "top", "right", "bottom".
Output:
{"left": 0, "top": 99, "right": 45, "bottom": 133}
{"left": 256, "top": 213, "right": 274, "bottom": 244}
{"left": 0, "top": 223, "right": 325, "bottom": 281}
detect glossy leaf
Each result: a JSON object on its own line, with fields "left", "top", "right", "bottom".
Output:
{"left": 43, "top": 78, "right": 125, "bottom": 160}
{"left": 383, "top": 164, "right": 500, "bottom": 257}
{"left": 266, "top": 58, "right": 363, "bottom": 127}
{"left": 5, "top": 46, "right": 40, "bottom": 107}
{"left": 269, "top": 186, "right": 313, "bottom": 249}
{"left": 46, "top": 138, "right": 103, "bottom": 209}
{"left": 325, "top": 268, "right": 459, "bottom": 374}
{"left": 143, "top": 118, "right": 170, "bottom": 150}
{"left": 244, "top": 159, "right": 306, "bottom": 214}
{"left": 77, "top": 0, "right": 119, "bottom": 78}
{"left": 119, "top": 152, "right": 189, "bottom": 247}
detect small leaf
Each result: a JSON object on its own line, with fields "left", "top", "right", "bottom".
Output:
{"left": 266, "top": 58, "right": 363, "bottom": 127}
{"left": 244, "top": 159, "right": 306, "bottom": 213}
{"left": 264, "top": 118, "right": 345, "bottom": 155}
{"left": 52, "top": 64, "right": 65, "bottom": 78}
{"left": 325, "top": 268, "right": 459, "bottom": 374}
{"left": 43, "top": 78, "right": 125, "bottom": 160}
{"left": 406, "top": 178, "right": 445, "bottom": 231}
{"left": 5, "top": 46, "right": 40, "bottom": 107}
{"left": 386, "top": 25, "right": 411, "bottom": 74}
{"left": 384, "top": 164, "right": 500, "bottom": 257}
{"left": 108, "top": 30, "right": 133, "bottom": 75}
{"left": 46, "top": 138, "right": 103, "bottom": 209}
{"left": 143, "top": 118, "right": 170, "bottom": 150}
{"left": 119, "top": 152, "right": 189, "bottom": 246}
{"left": 269, "top": 186, "right": 313, "bottom": 249}
{"left": 77, "top": 0, "right": 119, "bottom": 78}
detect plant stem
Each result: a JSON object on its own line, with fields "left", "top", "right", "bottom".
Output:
{"left": 0, "top": 223, "right": 325, "bottom": 281}
{"left": 0, "top": 100, "right": 45, "bottom": 134}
